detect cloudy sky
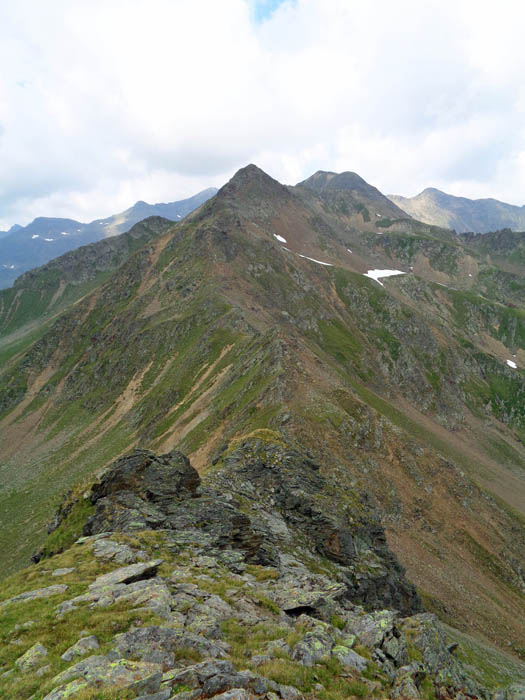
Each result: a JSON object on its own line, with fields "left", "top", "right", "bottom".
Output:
{"left": 1, "top": 0, "right": 525, "bottom": 228}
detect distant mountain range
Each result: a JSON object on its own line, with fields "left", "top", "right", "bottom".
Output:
{"left": 0, "top": 187, "right": 217, "bottom": 288}
{"left": 389, "top": 187, "right": 525, "bottom": 233}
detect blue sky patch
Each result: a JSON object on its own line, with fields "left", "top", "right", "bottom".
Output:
{"left": 253, "top": 0, "right": 288, "bottom": 23}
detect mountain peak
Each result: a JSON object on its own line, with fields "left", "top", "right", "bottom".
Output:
{"left": 298, "top": 170, "right": 374, "bottom": 191}
{"left": 216, "top": 164, "right": 292, "bottom": 207}
{"left": 297, "top": 169, "right": 408, "bottom": 219}
{"left": 419, "top": 187, "right": 445, "bottom": 197}
{"left": 227, "top": 163, "right": 278, "bottom": 187}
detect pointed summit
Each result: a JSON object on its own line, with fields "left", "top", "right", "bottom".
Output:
{"left": 218, "top": 164, "right": 291, "bottom": 200}
{"left": 212, "top": 164, "right": 294, "bottom": 219}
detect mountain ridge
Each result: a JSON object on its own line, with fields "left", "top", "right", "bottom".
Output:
{"left": 0, "top": 187, "right": 218, "bottom": 289}
{"left": 0, "top": 164, "right": 524, "bottom": 698}
{"left": 390, "top": 187, "right": 525, "bottom": 233}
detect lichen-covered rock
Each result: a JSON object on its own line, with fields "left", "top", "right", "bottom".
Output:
{"left": 112, "top": 626, "right": 228, "bottom": 666}
{"left": 347, "top": 609, "right": 397, "bottom": 648}
{"left": 1, "top": 584, "right": 68, "bottom": 607}
{"left": 331, "top": 645, "right": 368, "bottom": 671}
{"left": 291, "top": 626, "right": 334, "bottom": 666}
{"left": 42, "top": 678, "right": 89, "bottom": 700}
{"left": 56, "top": 575, "right": 172, "bottom": 618}
{"left": 15, "top": 642, "right": 48, "bottom": 671}
{"left": 399, "top": 614, "right": 467, "bottom": 688}
{"left": 391, "top": 663, "right": 424, "bottom": 699}
{"left": 61, "top": 635, "right": 99, "bottom": 662}
{"left": 92, "top": 537, "right": 140, "bottom": 564}
{"left": 52, "top": 655, "right": 162, "bottom": 692}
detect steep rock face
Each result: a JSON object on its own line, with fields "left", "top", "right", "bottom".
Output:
{"left": 85, "top": 449, "right": 201, "bottom": 534}
{"left": 83, "top": 442, "right": 421, "bottom": 615}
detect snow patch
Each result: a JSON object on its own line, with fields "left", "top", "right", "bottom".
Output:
{"left": 347, "top": 249, "right": 352, "bottom": 253}
{"left": 32, "top": 234, "right": 39, "bottom": 239}
{"left": 274, "top": 234, "right": 287, "bottom": 243}
{"left": 364, "top": 269, "right": 406, "bottom": 286}
{"left": 506, "top": 360, "right": 517, "bottom": 369}
{"left": 298, "top": 254, "right": 333, "bottom": 266}
{"left": 376, "top": 213, "right": 382, "bottom": 217}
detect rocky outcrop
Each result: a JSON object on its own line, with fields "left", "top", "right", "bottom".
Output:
{"left": 83, "top": 443, "right": 420, "bottom": 615}
{"left": 5, "top": 442, "right": 521, "bottom": 699}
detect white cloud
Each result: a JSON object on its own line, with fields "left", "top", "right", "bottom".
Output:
{"left": 1, "top": 0, "right": 525, "bottom": 228}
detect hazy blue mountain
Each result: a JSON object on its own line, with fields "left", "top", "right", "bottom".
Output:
{"left": 389, "top": 187, "right": 525, "bottom": 233}
{"left": 0, "top": 188, "right": 217, "bottom": 288}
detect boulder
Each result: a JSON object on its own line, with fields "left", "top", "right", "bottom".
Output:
{"left": 331, "top": 645, "right": 368, "bottom": 672}
{"left": 52, "top": 655, "right": 162, "bottom": 692}
{"left": 112, "top": 626, "right": 228, "bottom": 666}
{"left": 16, "top": 642, "right": 48, "bottom": 671}
{"left": 61, "top": 636, "right": 100, "bottom": 662}
{"left": 291, "top": 628, "right": 334, "bottom": 666}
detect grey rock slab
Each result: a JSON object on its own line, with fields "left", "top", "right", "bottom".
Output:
{"left": 2, "top": 584, "right": 68, "bottom": 607}
{"left": 52, "top": 654, "right": 162, "bottom": 688}
{"left": 135, "top": 691, "right": 173, "bottom": 700}
{"left": 51, "top": 568, "right": 75, "bottom": 577}
{"left": 112, "top": 626, "right": 228, "bottom": 667}
{"left": 210, "top": 691, "right": 251, "bottom": 700}
{"left": 291, "top": 629, "right": 333, "bottom": 666}
{"left": 89, "top": 558, "right": 163, "bottom": 588}
{"left": 61, "top": 635, "right": 100, "bottom": 661}
{"left": 331, "top": 645, "right": 368, "bottom": 672}
{"left": 279, "top": 684, "right": 302, "bottom": 699}
{"left": 348, "top": 609, "right": 397, "bottom": 647}
{"left": 270, "top": 577, "right": 346, "bottom": 614}
{"left": 42, "top": 679, "right": 89, "bottom": 700}
{"left": 165, "top": 660, "right": 236, "bottom": 689}
{"left": 92, "top": 538, "right": 138, "bottom": 564}
{"left": 16, "top": 642, "right": 48, "bottom": 671}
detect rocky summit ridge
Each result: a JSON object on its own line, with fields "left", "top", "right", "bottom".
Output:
{"left": 0, "top": 164, "right": 524, "bottom": 699}
{"left": 3, "top": 443, "right": 523, "bottom": 700}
